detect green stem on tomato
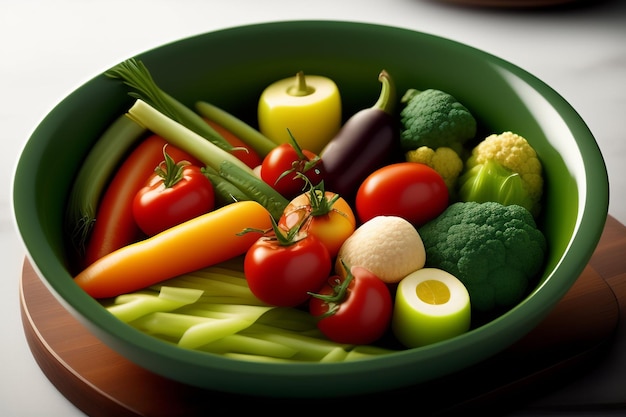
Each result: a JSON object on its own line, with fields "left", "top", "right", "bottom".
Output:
{"left": 273, "top": 130, "right": 322, "bottom": 186}
{"left": 155, "top": 146, "right": 187, "bottom": 188}
{"left": 308, "top": 259, "right": 354, "bottom": 317}
{"left": 294, "top": 173, "right": 340, "bottom": 217}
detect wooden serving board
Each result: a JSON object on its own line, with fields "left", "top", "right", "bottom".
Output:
{"left": 19, "top": 216, "right": 626, "bottom": 416}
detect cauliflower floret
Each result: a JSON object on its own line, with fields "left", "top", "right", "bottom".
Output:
{"left": 405, "top": 146, "right": 463, "bottom": 193}
{"left": 459, "top": 131, "right": 544, "bottom": 217}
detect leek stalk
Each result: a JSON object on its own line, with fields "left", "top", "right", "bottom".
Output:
{"left": 65, "top": 115, "right": 146, "bottom": 253}
{"left": 105, "top": 58, "right": 233, "bottom": 152}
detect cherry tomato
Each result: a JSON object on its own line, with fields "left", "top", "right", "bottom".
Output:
{"left": 133, "top": 147, "right": 215, "bottom": 236}
{"left": 355, "top": 162, "right": 448, "bottom": 226}
{"left": 260, "top": 134, "right": 325, "bottom": 199}
{"left": 309, "top": 263, "right": 393, "bottom": 345}
{"left": 244, "top": 230, "right": 331, "bottom": 307}
{"left": 279, "top": 184, "right": 356, "bottom": 258}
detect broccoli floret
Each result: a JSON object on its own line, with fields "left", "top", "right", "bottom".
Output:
{"left": 405, "top": 146, "right": 463, "bottom": 195}
{"left": 418, "top": 201, "right": 547, "bottom": 313}
{"left": 458, "top": 131, "right": 543, "bottom": 217}
{"left": 399, "top": 89, "right": 477, "bottom": 154}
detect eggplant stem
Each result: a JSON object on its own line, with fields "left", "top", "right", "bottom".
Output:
{"left": 373, "top": 69, "right": 396, "bottom": 115}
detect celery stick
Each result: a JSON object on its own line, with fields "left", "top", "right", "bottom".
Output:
{"left": 320, "top": 347, "right": 350, "bottom": 363}
{"left": 126, "top": 99, "right": 252, "bottom": 175}
{"left": 256, "top": 307, "right": 319, "bottom": 332}
{"left": 195, "top": 100, "right": 276, "bottom": 157}
{"left": 107, "top": 287, "right": 203, "bottom": 323}
{"left": 185, "top": 269, "right": 248, "bottom": 285}
{"left": 242, "top": 324, "right": 351, "bottom": 361}
{"left": 343, "top": 345, "right": 397, "bottom": 361}
{"left": 191, "top": 266, "right": 247, "bottom": 281}
{"left": 178, "top": 317, "right": 256, "bottom": 349}
{"left": 178, "top": 305, "right": 274, "bottom": 326}
{"left": 199, "top": 334, "right": 297, "bottom": 359}
{"left": 158, "top": 286, "right": 205, "bottom": 303}
{"left": 65, "top": 115, "right": 146, "bottom": 253}
{"left": 105, "top": 58, "right": 233, "bottom": 152}
{"left": 164, "top": 276, "right": 252, "bottom": 296}
{"left": 159, "top": 279, "right": 256, "bottom": 303}
{"left": 192, "top": 303, "right": 273, "bottom": 317}
{"left": 174, "top": 304, "right": 273, "bottom": 349}
{"left": 196, "top": 290, "right": 261, "bottom": 305}
{"left": 222, "top": 353, "right": 295, "bottom": 363}
{"left": 130, "top": 312, "right": 211, "bottom": 338}
{"left": 195, "top": 296, "right": 267, "bottom": 306}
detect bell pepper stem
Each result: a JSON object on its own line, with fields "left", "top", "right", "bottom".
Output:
{"left": 287, "top": 71, "right": 315, "bottom": 97}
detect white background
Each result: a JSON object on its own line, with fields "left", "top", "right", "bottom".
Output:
{"left": 2, "top": 0, "right": 625, "bottom": 415}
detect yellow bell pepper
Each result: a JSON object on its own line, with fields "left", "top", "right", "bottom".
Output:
{"left": 258, "top": 71, "right": 341, "bottom": 154}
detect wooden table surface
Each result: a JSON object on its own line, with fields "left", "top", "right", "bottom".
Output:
{"left": 19, "top": 216, "right": 626, "bottom": 416}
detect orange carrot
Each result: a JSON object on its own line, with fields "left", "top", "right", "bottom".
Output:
{"left": 83, "top": 134, "right": 202, "bottom": 269}
{"left": 75, "top": 200, "right": 271, "bottom": 299}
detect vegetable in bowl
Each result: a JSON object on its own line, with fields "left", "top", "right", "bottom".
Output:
{"left": 458, "top": 131, "right": 544, "bottom": 217}
{"left": 399, "top": 88, "right": 477, "bottom": 155}
{"left": 418, "top": 201, "right": 547, "bottom": 315}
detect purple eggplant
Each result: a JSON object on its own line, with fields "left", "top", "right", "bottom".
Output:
{"left": 319, "top": 70, "right": 399, "bottom": 202}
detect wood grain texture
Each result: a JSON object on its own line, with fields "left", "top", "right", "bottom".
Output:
{"left": 19, "top": 216, "right": 625, "bottom": 415}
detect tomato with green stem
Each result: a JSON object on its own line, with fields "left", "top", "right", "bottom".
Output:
{"left": 133, "top": 146, "right": 215, "bottom": 236}
{"left": 309, "top": 260, "right": 393, "bottom": 345}
{"left": 356, "top": 162, "right": 449, "bottom": 226}
{"left": 243, "top": 218, "right": 331, "bottom": 307}
{"left": 260, "top": 130, "right": 325, "bottom": 199}
{"left": 83, "top": 135, "right": 202, "bottom": 269}
{"left": 279, "top": 176, "right": 356, "bottom": 258}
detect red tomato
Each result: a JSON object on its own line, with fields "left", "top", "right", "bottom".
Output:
{"left": 279, "top": 188, "right": 356, "bottom": 258}
{"left": 355, "top": 162, "right": 448, "bottom": 226}
{"left": 261, "top": 141, "right": 325, "bottom": 199}
{"left": 133, "top": 148, "right": 215, "bottom": 236}
{"left": 244, "top": 232, "right": 332, "bottom": 307}
{"left": 309, "top": 264, "right": 393, "bottom": 345}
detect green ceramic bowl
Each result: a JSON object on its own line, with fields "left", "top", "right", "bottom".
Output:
{"left": 13, "top": 21, "right": 609, "bottom": 398}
